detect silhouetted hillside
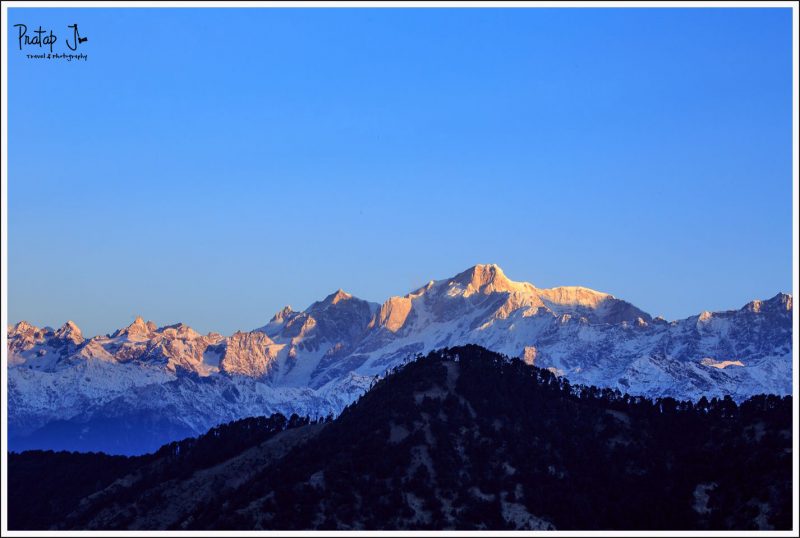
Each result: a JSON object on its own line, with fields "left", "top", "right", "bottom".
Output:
{"left": 8, "top": 345, "right": 793, "bottom": 530}
{"left": 8, "top": 413, "right": 317, "bottom": 530}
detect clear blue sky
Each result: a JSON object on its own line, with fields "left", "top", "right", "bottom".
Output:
{"left": 7, "top": 8, "right": 794, "bottom": 337}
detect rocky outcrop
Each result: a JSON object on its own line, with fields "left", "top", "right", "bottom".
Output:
{"left": 220, "top": 331, "right": 283, "bottom": 378}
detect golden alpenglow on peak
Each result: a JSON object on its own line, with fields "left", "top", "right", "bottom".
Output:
{"left": 537, "top": 286, "right": 613, "bottom": 309}
{"left": 114, "top": 316, "right": 156, "bottom": 341}
{"left": 450, "top": 264, "right": 520, "bottom": 296}
{"left": 54, "top": 320, "right": 84, "bottom": 345}
{"left": 371, "top": 296, "right": 412, "bottom": 333}
{"left": 328, "top": 289, "right": 353, "bottom": 305}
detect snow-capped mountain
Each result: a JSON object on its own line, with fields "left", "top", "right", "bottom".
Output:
{"left": 7, "top": 264, "right": 793, "bottom": 454}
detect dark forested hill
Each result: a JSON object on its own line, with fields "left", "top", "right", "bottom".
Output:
{"left": 8, "top": 345, "right": 793, "bottom": 530}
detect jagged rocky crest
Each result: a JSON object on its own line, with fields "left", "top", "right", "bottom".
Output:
{"left": 7, "top": 264, "right": 793, "bottom": 454}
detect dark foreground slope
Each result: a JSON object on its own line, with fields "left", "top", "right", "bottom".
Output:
{"left": 8, "top": 345, "right": 793, "bottom": 530}
{"left": 7, "top": 413, "right": 317, "bottom": 530}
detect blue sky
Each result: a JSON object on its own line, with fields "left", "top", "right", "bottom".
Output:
{"left": 7, "top": 8, "right": 794, "bottom": 337}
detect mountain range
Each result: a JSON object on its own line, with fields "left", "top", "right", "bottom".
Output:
{"left": 7, "top": 264, "right": 793, "bottom": 454}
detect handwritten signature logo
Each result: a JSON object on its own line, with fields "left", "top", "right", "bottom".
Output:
{"left": 14, "top": 23, "right": 88, "bottom": 53}
{"left": 67, "top": 24, "right": 88, "bottom": 50}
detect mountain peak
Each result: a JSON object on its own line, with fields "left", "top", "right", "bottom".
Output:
{"left": 55, "top": 320, "right": 83, "bottom": 340}
{"left": 114, "top": 316, "right": 155, "bottom": 339}
{"left": 744, "top": 292, "right": 793, "bottom": 313}
{"left": 9, "top": 320, "right": 37, "bottom": 335}
{"left": 309, "top": 289, "right": 359, "bottom": 313}
{"left": 270, "top": 306, "right": 296, "bottom": 324}
{"left": 54, "top": 321, "right": 84, "bottom": 345}
{"left": 327, "top": 289, "right": 353, "bottom": 305}
{"left": 451, "top": 264, "right": 517, "bottom": 296}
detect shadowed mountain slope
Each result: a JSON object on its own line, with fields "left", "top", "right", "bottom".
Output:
{"left": 9, "top": 346, "right": 792, "bottom": 531}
